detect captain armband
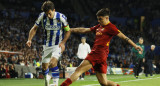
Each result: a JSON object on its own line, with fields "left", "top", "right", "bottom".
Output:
{"left": 64, "top": 25, "right": 70, "bottom": 31}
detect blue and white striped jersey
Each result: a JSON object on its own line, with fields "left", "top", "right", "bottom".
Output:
{"left": 35, "top": 12, "right": 68, "bottom": 47}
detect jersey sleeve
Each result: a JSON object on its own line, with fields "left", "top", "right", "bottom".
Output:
{"left": 90, "top": 24, "right": 100, "bottom": 32}
{"left": 60, "top": 14, "right": 68, "bottom": 26}
{"left": 35, "top": 12, "right": 44, "bottom": 27}
{"left": 60, "top": 14, "right": 70, "bottom": 31}
{"left": 109, "top": 25, "right": 120, "bottom": 36}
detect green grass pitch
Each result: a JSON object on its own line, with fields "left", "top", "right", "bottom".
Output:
{"left": 0, "top": 74, "right": 160, "bottom": 86}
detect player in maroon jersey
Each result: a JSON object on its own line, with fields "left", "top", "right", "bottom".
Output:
{"left": 60, "top": 8, "right": 143, "bottom": 86}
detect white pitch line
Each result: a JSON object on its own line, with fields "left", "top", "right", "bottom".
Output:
{"left": 81, "top": 77, "right": 160, "bottom": 86}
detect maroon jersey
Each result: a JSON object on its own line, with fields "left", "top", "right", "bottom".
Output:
{"left": 89, "top": 22, "right": 120, "bottom": 58}
{"left": 85, "top": 22, "right": 120, "bottom": 73}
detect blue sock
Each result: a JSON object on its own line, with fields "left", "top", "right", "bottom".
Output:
{"left": 42, "top": 68, "right": 49, "bottom": 75}
{"left": 50, "top": 66, "right": 59, "bottom": 78}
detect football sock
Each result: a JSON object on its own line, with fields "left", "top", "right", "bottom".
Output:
{"left": 60, "top": 78, "right": 72, "bottom": 86}
{"left": 50, "top": 66, "right": 59, "bottom": 86}
{"left": 42, "top": 68, "right": 49, "bottom": 75}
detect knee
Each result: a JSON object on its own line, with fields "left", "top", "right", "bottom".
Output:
{"left": 42, "top": 65, "right": 48, "bottom": 70}
{"left": 49, "top": 62, "right": 57, "bottom": 68}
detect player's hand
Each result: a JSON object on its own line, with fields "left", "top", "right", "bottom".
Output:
{"left": 59, "top": 42, "right": 65, "bottom": 53}
{"left": 26, "top": 40, "right": 32, "bottom": 47}
{"left": 135, "top": 45, "right": 143, "bottom": 52}
{"left": 138, "top": 51, "right": 142, "bottom": 54}
{"left": 143, "top": 59, "right": 145, "bottom": 63}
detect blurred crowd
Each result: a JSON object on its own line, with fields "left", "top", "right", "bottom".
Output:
{"left": 0, "top": 0, "right": 160, "bottom": 78}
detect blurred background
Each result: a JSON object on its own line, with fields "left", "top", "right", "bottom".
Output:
{"left": 0, "top": 0, "right": 160, "bottom": 79}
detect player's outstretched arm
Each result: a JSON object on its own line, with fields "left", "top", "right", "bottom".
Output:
{"left": 117, "top": 32, "right": 143, "bottom": 52}
{"left": 26, "top": 24, "right": 38, "bottom": 47}
{"left": 71, "top": 28, "right": 91, "bottom": 33}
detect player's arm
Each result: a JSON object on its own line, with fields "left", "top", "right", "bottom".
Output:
{"left": 117, "top": 32, "right": 143, "bottom": 52}
{"left": 61, "top": 27, "right": 71, "bottom": 44}
{"left": 59, "top": 25, "right": 71, "bottom": 53}
{"left": 71, "top": 28, "right": 91, "bottom": 33}
{"left": 26, "top": 24, "right": 38, "bottom": 47}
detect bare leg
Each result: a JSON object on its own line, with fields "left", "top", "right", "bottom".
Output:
{"left": 70, "top": 60, "right": 92, "bottom": 82}
{"left": 49, "top": 57, "right": 58, "bottom": 68}
{"left": 42, "top": 63, "right": 49, "bottom": 71}
{"left": 95, "top": 71, "right": 117, "bottom": 86}
{"left": 60, "top": 60, "right": 92, "bottom": 86}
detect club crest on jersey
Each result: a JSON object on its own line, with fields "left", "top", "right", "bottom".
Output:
{"left": 57, "top": 20, "right": 61, "bottom": 24}
{"left": 96, "top": 32, "right": 102, "bottom": 35}
{"left": 102, "top": 28, "right": 104, "bottom": 31}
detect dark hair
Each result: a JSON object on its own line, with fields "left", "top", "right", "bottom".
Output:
{"left": 96, "top": 8, "right": 110, "bottom": 16}
{"left": 139, "top": 37, "right": 143, "bottom": 40}
{"left": 41, "top": 0, "right": 55, "bottom": 12}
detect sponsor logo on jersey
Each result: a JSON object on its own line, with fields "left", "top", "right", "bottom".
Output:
{"left": 45, "top": 25, "right": 61, "bottom": 30}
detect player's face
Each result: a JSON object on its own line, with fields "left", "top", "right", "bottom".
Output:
{"left": 139, "top": 39, "right": 143, "bottom": 44}
{"left": 45, "top": 9, "right": 55, "bottom": 19}
{"left": 97, "top": 16, "right": 108, "bottom": 26}
{"left": 81, "top": 38, "right": 86, "bottom": 43}
{"left": 151, "top": 45, "right": 155, "bottom": 51}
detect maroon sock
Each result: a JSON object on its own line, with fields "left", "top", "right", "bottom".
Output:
{"left": 60, "top": 78, "right": 72, "bottom": 86}
{"left": 117, "top": 84, "right": 120, "bottom": 86}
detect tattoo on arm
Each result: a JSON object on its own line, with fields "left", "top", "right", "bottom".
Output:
{"left": 125, "top": 37, "right": 130, "bottom": 42}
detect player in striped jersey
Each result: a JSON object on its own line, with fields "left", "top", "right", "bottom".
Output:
{"left": 26, "top": 1, "right": 71, "bottom": 86}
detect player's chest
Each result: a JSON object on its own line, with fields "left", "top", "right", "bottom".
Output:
{"left": 44, "top": 19, "right": 62, "bottom": 30}
{"left": 95, "top": 27, "right": 108, "bottom": 36}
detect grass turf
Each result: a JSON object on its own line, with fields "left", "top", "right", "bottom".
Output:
{"left": 0, "top": 74, "right": 160, "bottom": 86}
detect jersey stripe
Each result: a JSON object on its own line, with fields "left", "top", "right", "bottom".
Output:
{"left": 55, "top": 12, "right": 61, "bottom": 45}
{"left": 48, "top": 19, "right": 54, "bottom": 46}
{"left": 55, "top": 30, "right": 60, "bottom": 45}
{"left": 43, "top": 14, "right": 47, "bottom": 45}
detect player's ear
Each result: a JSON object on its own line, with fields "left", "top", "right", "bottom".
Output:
{"left": 106, "top": 16, "right": 109, "bottom": 19}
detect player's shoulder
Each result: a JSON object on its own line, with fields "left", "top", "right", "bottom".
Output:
{"left": 86, "top": 43, "right": 90, "bottom": 46}
{"left": 38, "top": 12, "right": 45, "bottom": 17}
{"left": 108, "top": 22, "right": 117, "bottom": 28}
{"left": 79, "top": 43, "right": 83, "bottom": 45}
{"left": 56, "top": 12, "right": 67, "bottom": 19}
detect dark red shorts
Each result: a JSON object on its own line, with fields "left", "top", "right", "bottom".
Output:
{"left": 85, "top": 52, "right": 107, "bottom": 74}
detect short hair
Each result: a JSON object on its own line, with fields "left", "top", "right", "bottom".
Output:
{"left": 96, "top": 8, "right": 110, "bottom": 16}
{"left": 151, "top": 45, "right": 155, "bottom": 48}
{"left": 41, "top": 0, "right": 55, "bottom": 12}
{"left": 139, "top": 37, "right": 143, "bottom": 40}
{"left": 81, "top": 37, "right": 86, "bottom": 39}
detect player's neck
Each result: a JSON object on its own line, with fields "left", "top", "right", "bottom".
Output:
{"left": 105, "top": 20, "right": 110, "bottom": 25}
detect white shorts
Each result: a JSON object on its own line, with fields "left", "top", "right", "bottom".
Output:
{"left": 42, "top": 45, "right": 61, "bottom": 63}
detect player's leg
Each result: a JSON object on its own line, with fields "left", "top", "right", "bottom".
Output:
{"left": 42, "top": 48, "right": 53, "bottom": 86}
{"left": 42, "top": 60, "right": 51, "bottom": 86}
{"left": 49, "top": 57, "right": 59, "bottom": 86}
{"left": 148, "top": 60, "right": 153, "bottom": 76}
{"left": 48, "top": 46, "right": 61, "bottom": 86}
{"left": 60, "top": 60, "right": 92, "bottom": 86}
{"left": 78, "top": 59, "right": 83, "bottom": 80}
{"left": 95, "top": 71, "right": 119, "bottom": 86}
{"left": 137, "top": 59, "right": 143, "bottom": 77}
